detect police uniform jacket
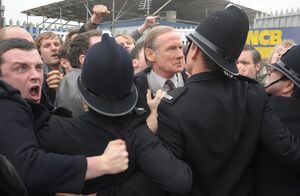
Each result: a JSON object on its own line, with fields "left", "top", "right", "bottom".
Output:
{"left": 157, "top": 70, "right": 300, "bottom": 196}
{"left": 254, "top": 96, "right": 300, "bottom": 196}
{"left": 0, "top": 80, "right": 87, "bottom": 196}
{"left": 36, "top": 107, "right": 192, "bottom": 195}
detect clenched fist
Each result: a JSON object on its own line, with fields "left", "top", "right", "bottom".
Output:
{"left": 100, "top": 139, "right": 129, "bottom": 174}
{"left": 47, "top": 70, "right": 63, "bottom": 90}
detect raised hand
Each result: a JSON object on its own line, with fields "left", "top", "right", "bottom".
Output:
{"left": 90, "top": 4, "right": 111, "bottom": 25}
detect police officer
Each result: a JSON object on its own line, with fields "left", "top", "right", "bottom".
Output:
{"left": 157, "top": 4, "right": 300, "bottom": 196}
{"left": 255, "top": 45, "right": 300, "bottom": 196}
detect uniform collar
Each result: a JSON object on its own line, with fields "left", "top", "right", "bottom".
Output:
{"left": 185, "top": 70, "right": 224, "bottom": 85}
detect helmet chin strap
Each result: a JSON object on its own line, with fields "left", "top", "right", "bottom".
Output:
{"left": 264, "top": 76, "right": 286, "bottom": 89}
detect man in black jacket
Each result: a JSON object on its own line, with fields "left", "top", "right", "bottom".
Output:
{"left": 0, "top": 38, "right": 129, "bottom": 196}
{"left": 157, "top": 5, "right": 300, "bottom": 196}
{"left": 254, "top": 44, "right": 300, "bottom": 196}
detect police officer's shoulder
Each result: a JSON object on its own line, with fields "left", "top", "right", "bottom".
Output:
{"left": 162, "top": 87, "right": 187, "bottom": 105}
{"left": 133, "top": 107, "right": 147, "bottom": 116}
{"left": 235, "top": 75, "right": 259, "bottom": 84}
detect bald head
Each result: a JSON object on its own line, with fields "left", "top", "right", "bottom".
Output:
{"left": 0, "top": 26, "right": 34, "bottom": 42}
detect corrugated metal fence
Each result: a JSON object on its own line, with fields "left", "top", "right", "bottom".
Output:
{"left": 253, "top": 8, "right": 300, "bottom": 28}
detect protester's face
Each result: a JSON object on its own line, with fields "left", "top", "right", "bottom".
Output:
{"left": 264, "top": 67, "right": 285, "bottom": 96}
{"left": 133, "top": 48, "right": 147, "bottom": 74}
{"left": 0, "top": 48, "right": 44, "bottom": 102}
{"left": 236, "top": 50, "right": 259, "bottom": 78}
{"left": 270, "top": 45, "right": 290, "bottom": 64}
{"left": 150, "top": 31, "right": 184, "bottom": 76}
{"left": 39, "top": 37, "right": 61, "bottom": 68}
{"left": 115, "top": 36, "right": 134, "bottom": 53}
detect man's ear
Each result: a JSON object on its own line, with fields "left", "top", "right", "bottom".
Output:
{"left": 132, "top": 59, "right": 139, "bottom": 70}
{"left": 60, "top": 58, "right": 68, "bottom": 69}
{"left": 282, "top": 80, "right": 294, "bottom": 95}
{"left": 79, "top": 54, "right": 86, "bottom": 66}
{"left": 190, "top": 43, "right": 200, "bottom": 60}
{"left": 144, "top": 48, "right": 156, "bottom": 63}
{"left": 255, "top": 63, "right": 261, "bottom": 72}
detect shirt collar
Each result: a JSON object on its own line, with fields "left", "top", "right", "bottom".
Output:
{"left": 150, "top": 69, "right": 178, "bottom": 89}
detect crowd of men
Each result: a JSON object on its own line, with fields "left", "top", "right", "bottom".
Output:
{"left": 0, "top": 3, "right": 300, "bottom": 196}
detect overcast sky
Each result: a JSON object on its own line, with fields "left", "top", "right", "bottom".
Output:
{"left": 2, "top": 0, "right": 300, "bottom": 23}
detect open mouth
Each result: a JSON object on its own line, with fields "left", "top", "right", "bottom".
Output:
{"left": 29, "top": 85, "right": 40, "bottom": 99}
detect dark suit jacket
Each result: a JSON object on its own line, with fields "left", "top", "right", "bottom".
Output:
{"left": 254, "top": 96, "right": 300, "bottom": 196}
{"left": 134, "top": 67, "right": 188, "bottom": 112}
{"left": 157, "top": 70, "right": 300, "bottom": 196}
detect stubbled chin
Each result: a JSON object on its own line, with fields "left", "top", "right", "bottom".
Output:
{"left": 25, "top": 95, "right": 41, "bottom": 103}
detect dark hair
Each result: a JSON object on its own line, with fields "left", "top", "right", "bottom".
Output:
{"left": 243, "top": 44, "right": 261, "bottom": 64}
{"left": 0, "top": 38, "right": 37, "bottom": 75}
{"left": 203, "top": 52, "right": 218, "bottom": 70}
{"left": 67, "top": 33, "right": 90, "bottom": 68}
{"left": 190, "top": 43, "right": 218, "bottom": 70}
{"left": 292, "top": 86, "right": 300, "bottom": 98}
{"left": 0, "top": 38, "right": 36, "bottom": 65}
{"left": 130, "top": 41, "right": 144, "bottom": 59}
{"left": 65, "top": 28, "right": 80, "bottom": 42}
{"left": 85, "top": 29, "right": 102, "bottom": 40}
{"left": 57, "top": 39, "right": 71, "bottom": 59}
{"left": 67, "top": 30, "right": 102, "bottom": 68}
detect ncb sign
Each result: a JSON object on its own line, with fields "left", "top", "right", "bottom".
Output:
{"left": 247, "top": 27, "right": 300, "bottom": 59}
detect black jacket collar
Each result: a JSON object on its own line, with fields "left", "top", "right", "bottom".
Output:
{"left": 185, "top": 70, "right": 225, "bottom": 85}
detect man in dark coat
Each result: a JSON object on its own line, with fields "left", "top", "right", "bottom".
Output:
{"left": 0, "top": 38, "right": 130, "bottom": 195}
{"left": 36, "top": 34, "right": 192, "bottom": 195}
{"left": 134, "top": 25, "right": 188, "bottom": 112}
{"left": 254, "top": 44, "right": 300, "bottom": 196}
{"left": 157, "top": 5, "right": 300, "bottom": 196}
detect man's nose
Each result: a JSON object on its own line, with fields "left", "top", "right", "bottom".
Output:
{"left": 30, "top": 68, "right": 42, "bottom": 80}
{"left": 50, "top": 44, "right": 58, "bottom": 50}
{"left": 177, "top": 48, "right": 184, "bottom": 57}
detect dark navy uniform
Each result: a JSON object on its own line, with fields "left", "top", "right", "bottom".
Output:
{"left": 36, "top": 105, "right": 192, "bottom": 195}
{"left": 254, "top": 96, "right": 300, "bottom": 196}
{"left": 157, "top": 70, "right": 300, "bottom": 196}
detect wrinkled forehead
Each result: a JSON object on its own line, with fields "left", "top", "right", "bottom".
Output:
{"left": 2, "top": 48, "right": 43, "bottom": 65}
{"left": 154, "top": 31, "right": 182, "bottom": 47}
